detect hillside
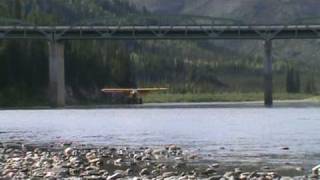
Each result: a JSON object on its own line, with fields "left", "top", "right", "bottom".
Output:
{"left": 130, "top": 0, "right": 320, "bottom": 24}
{"left": 130, "top": 0, "right": 320, "bottom": 72}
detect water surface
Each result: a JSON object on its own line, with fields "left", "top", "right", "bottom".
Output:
{"left": 1, "top": 107, "right": 320, "bottom": 167}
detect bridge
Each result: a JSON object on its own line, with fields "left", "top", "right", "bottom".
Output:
{"left": 1, "top": 16, "right": 320, "bottom": 107}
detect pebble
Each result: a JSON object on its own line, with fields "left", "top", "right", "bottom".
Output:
{"left": 107, "top": 172, "right": 123, "bottom": 180}
{"left": 312, "top": 164, "right": 320, "bottom": 175}
{"left": 139, "top": 168, "right": 150, "bottom": 176}
{"left": 210, "top": 163, "right": 220, "bottom": 168}
{"left": 204, "top": 167, "right": 216, "bottom": 174}
{"left": 162, "top": 171, "right": 176, "bottom": 178}
{"left": 64, "top": 147, "right": 73, "bottom": 156}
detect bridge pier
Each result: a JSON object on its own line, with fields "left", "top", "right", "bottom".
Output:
{"left": 48, "top": 41, "right": 65, "bottom": 107}
{"left": 264, "top": 40, "right": 273, "bottom": 107}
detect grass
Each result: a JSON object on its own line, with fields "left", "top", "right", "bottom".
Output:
{"left": 144, "top": 92, "right": 317, "bottom": 103}
{"left": 307, "top": 95, "right": 320, "bottom": 102}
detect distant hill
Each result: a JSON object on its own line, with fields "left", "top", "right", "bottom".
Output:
{"left": 129, "top": 0, "right": 320, "bottom": 68}
{"left": 130, "top": 0, "right": 320, "bottom": 24}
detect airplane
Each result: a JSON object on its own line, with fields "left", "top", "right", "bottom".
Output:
{"left": 101, "top": 87, "right": 168, "bottom": 104}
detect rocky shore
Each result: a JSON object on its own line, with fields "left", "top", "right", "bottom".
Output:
{"left": 0, "top": 142, "right": 319, "bottom": 179}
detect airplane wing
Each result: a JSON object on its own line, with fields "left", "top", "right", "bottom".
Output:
{"left": 101, "top": 88, "right": 133, "bottom": 95}
{"left": 136, "top": 88, "right": 168, "bottom": 95}
{"left": 101, "top": 88, "right": 168, "bottom": 96}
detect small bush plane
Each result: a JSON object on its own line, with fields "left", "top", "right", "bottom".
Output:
{"left": 101, "top": 88, "right": 168, "bottom": 104}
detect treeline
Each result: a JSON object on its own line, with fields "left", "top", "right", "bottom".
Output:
{"left": 0, "top": 0, "right": 318, "bottom": 106}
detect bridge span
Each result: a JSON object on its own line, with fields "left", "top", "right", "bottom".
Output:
{"left": 2, "top": 24, "right": 320, "bottom": 107}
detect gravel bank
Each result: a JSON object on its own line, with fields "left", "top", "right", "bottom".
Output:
{"left": 0, "top": 142, "right": 318, "bottom": 179}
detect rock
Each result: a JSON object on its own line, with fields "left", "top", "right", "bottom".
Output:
{"left": 101, "top": 172, "right": 109, "bottom": 178}
{"left": 114, "top": 158, "right": 123, "bottom": 166}
{"left": 134, "top": 154, "right": 142, "bottom": 161}
{"left": 164, "top": 176, "right": 179, "bottom": 180}
{"left": 312, "top": 164, "right": 320, "bottom": 175}
{"left": 44, "top": 172, "right": 55, "bottom": 178}
{"left": 125, "top": 168, "right": 133, "bottom": 175}
{"left": 168, "top": 144, "right": 179, "bottom": 151}
{"left": 85, "top": 165, "right": 100, "bottom": 171}
{"left": 69, "top": 168, "right": 80, "bottom": 176}
{"left": 281, "top": 177, "right": 293, "bottom": 180}
{"left": 208, "top": 175, "right": 222, "bottom": 180}
{"left": 144, "top": 148, "right": 153, "bottom": 154}
{"left": 69, "top": 156, "right": 80, "bottom": 164}
{"left": 162, "top": 172, "right": 176, "bottom": 178}
{"left": 296, "top": 167, "right": 304, "bottom": 171}
{"left": 89, "top": 158, "right": 101, "bottom": 164}
{"left": 113, "top": 170, "right": 125, "bottom": 175}
{"left": 151, "top": 169, "right": 160, "bottom": 176}
{"left": 83, "top": 175, "right": 102, "bottom": 180}
{"left": 139, "top": 168, "right": 150, "bottom": 176}
{"left": 223, "top": 171, "right": 234, "bottom": 178}
{"left": 86, "top": 152, "right": 97, "bottom": 161}
{"left": 204, "top": 168, "right": 216, "bottom": 175}
{"left": 142, "top": 155, "right": 152, "bottom": 161}
{"left": 239, "top": 172, "right": 250, "bottom": 180}
{"left": 178, "top": 176, "right": 189, "bottom": 180}
{"left": 310, "top": 173, "right": 319, "bottom": 179}
{"left": 107, "top": 172, "right": 123, "bottom": 180}
{"left": 118, "top": 149, "right": 126, "bottom": 155}
{"left": 174, "top": 157, "right": 184, "bottom": 161}
{"left": 54, "top": 168, "right": 69, "bottom": 178}
{"left": 234, "top": 168, "right": 242, "bottom": 174}
{"left": 64, "top": 147, "right": 73, "bottom": 157}
{"left": 210, "top": 163, "right": 220, "bottom": 168}
{"left": 152, "top": 149, "right": 166, "bottom": 155}
{"left": 132, "top": 177, "right": 142, "bottom": 180}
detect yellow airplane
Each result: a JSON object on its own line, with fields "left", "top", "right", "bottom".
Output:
{"left": 101, "top": 88, "right": 168, "bottom": 104}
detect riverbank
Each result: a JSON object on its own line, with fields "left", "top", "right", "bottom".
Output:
{"left": 0, "top": 142, "right": 317, "bottom": 179}
{"left": 0, "top": 93, "right": 319, "bottom": 110}
{"left": 144, "top": 92, "right": 319, "bottom": 103}
{"left": 1, "top": 99, "right": 320, "bottom": 110}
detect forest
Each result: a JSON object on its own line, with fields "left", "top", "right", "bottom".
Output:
{"left": 0, "top": 0, "right": 318, "bottom": 106}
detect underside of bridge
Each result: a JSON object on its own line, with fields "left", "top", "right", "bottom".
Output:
{"left": 46, "top": 40, "right": 274, "bottom": 107}
{"left": 5, "top": 16, "right": 305, "bottom": 107}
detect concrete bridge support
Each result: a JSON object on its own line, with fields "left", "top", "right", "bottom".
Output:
{"left": 48, "top": 41, "right": 65, "bottom": 107}
{"left": 264, "top": 40, "right": 273, "bottom": 107}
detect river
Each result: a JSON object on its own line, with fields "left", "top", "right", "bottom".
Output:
{"left": 1, "top": 107, "right": 320, "bottom": 169}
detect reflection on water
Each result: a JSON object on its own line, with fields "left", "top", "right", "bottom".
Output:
{"left": 0, "top": 108, "right": 320, "bottom": 166}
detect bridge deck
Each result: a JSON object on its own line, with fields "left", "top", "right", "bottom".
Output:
{"left": 1, "top": 25, "right": 320, "bottom": 40}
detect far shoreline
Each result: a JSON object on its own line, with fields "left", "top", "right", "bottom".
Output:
{"left": 0, "top": 100, "right": 320, "bottom": 110}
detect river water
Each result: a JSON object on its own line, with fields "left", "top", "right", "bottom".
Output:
{"left": 1, "top": 107, "right": 320, "bottom": 168}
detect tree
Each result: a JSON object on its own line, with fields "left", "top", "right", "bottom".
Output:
{"left": 305, "top": 73, "right": 317, "bottom": 94}
{"left": 286, "top": 67, "right": 301, "bottom": 93}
